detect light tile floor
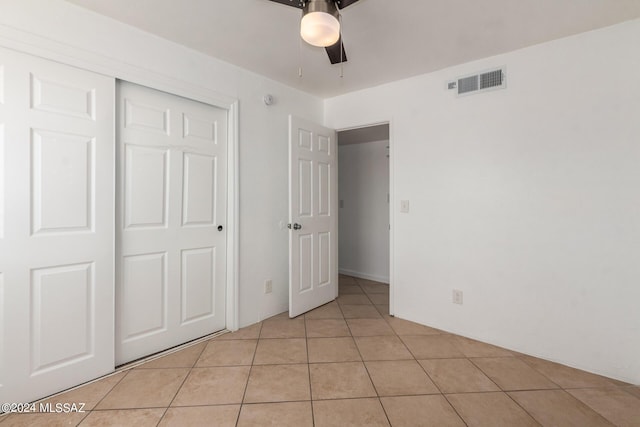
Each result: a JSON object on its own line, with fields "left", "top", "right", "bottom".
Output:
{"left": 1, "top": 275, "right": 639, "bottom": 426}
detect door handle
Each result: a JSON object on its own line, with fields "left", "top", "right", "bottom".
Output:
{"left": 217, "top": 225, "right": 223, "bottom": 231}
{"left": 287, "top": 223, "right": 302, "bottom": 230}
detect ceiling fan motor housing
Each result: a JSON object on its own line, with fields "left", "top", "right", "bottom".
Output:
{"left": 301, "top": 0, "right": 341, "bottom": 47}
{"left": 303, "top": 0, "right": 340, "bottom": 19}
{"left": 269, "top": 0, "right": 356, "bottom": 63}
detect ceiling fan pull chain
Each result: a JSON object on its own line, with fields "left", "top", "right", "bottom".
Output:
{"left": 298, "top": 18, "right": 303, "bottom": 78}
{"left": 339, "top": 13, "right": 344, "bottom": 78}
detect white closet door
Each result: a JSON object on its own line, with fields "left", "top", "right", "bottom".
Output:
{"left": 0, "top": 47, "right": 115, "bottom": 403}
{"left": 116, "top": 82, "right": 227, "bottom": 364}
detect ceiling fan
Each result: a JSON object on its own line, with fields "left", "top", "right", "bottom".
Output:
{"left": 267, "top": 0, "right": 361, "bottom": 64}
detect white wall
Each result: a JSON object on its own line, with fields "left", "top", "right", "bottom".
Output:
{"left": 0, "top": 0, "right": 323, "bottom": 327}
{"left": 338, "top": 140, "right": 390, "bottom": 282}
{"left": 4, "top": 1, "right": 640, "bottom": 384}
{"left": 325, "top": 20, "right": 640, "bottom": 384}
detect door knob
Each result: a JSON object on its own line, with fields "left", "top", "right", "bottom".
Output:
{"left": 217, "top": 225, "right": 223, "bottom": 231}
{"left": 287, "top": 223, "right": 303, "bottom": 230}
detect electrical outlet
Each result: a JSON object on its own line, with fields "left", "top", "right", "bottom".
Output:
{"left": 452, "top": 289, "right": 463, "bottom": 305}
{"left": 264, "top": 280, "right": 273, "bottom": 294}
{"left": 400, "top": 200, "right": 410, "bottom": 213}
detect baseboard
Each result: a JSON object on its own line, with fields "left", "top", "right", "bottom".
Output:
{"left": 339, "top": 268, "right": 389, "bottom": 284}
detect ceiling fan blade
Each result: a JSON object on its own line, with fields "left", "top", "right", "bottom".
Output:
{"left": 325, "top": 38, "right": 347, "bottom": 64}
{"left": 267, "top": 0, "right": 303, "bottom": 9}
{"left": 268, "top": 0, "right": 359, "bottom": 10}
{"left": 334, "top": 0, "right": 360, "bottom": 9}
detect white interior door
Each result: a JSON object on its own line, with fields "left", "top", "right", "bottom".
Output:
{"left": 0, "top": 47, "right": 115, "bottom": 403}
{"left": 116, "top": 82, "right": 227, "bottom": 365}
{"left": 289, "top": 115, "right": 338, "bottom": 317}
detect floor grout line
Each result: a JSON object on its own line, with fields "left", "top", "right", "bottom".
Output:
{"left": 153, "top": 339, "right": 210, "bottom": 426}
{"left": 79, "top": 365, "right": 131, "bottom": 425}
{"left": 303, "top": 310, "right": 316, "bottom": 426}
{"left": 351, "top": 277, "right": 395, "bottom": 427}
{"left": 235, "top": 321, "right": 263, "bottom": 426}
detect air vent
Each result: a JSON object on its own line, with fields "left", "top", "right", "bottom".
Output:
{"left": 480, "top": 69, "right": 503, "bottom": 89}
{"left": 458, "top": 75, "right": 478, "bottom": 94}
{"left": 448, "top": 67, "right": 506, "bottom": 96}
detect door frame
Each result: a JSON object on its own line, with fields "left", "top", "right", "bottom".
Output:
{"left": 335, "top": 120, "right": 394, "bottom": 316}
{"left": 0, "top": 26, "right": 240, "bottom": 331}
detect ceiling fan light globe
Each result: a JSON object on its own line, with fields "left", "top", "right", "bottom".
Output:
{"left": 300, "top": 11, "right": 340, "bottom": 47}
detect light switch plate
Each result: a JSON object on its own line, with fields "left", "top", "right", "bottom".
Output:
{"left": 400, "top": 200, "right": 410, "bottom": 213}
{"left": 453, "top": 289, "right": 463, "bottom": 305}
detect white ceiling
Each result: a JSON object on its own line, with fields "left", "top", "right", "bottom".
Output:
{"left": 65, "top": 0, "right": 640, "bottom": 98}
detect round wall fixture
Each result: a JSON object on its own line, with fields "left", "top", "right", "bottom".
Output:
{"left": 263, "top": 94, "right": 274, "bottom": 105}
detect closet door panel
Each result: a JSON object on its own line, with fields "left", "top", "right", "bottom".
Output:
{"left": 0, "top": 47, "right": 115, "bottom": 404}
{"left": 116, "top": 82, "right": 227, "bottom": 364}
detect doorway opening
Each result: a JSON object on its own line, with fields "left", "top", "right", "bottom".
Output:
{"left": 337, "top": 123, "right": 392, "bottom": 315}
